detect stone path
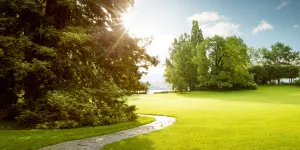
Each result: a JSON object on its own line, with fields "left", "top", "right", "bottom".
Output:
{"left": 39, "top": 114, "right": 176, "bottom": 150}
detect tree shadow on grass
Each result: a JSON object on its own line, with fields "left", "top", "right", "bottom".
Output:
{"left": 103, "top": 136, "right": 155, "bottom": 150}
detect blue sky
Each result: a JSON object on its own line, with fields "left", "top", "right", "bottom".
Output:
{"left": 123, "top": 0, "right": 300, "bottom": 82}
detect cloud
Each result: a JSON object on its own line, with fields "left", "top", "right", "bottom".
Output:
{"left": 276, "top": 0, "right": 290, "bottom": 10}
{"left": 187, "top": 12, "right": 226, "bottom": 22}
{"left": 293, "top": 24, "right": 299, "bottom": 28}
{"left": 200, "top": 22, "right": 242, "bottom": 37}
{"left": 188, "top": 12, "right": 242, "bottom": 37}
{"left": 252, "top": 20, "right": 273, "bottom": 34}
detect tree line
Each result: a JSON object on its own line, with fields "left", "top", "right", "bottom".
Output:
{"left": 0, "top": 0, "right": 157, "bottom": 129}
{"left": 248, "top": 43, "right": 300, "bottom": 85}
{"left": 165, "top": 21, "right": 300, "bottom": 92}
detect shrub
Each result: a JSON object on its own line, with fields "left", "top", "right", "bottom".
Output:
{"left": 16, "top": 88, "right": 137, "bottom": 129}
{"left": 245, "top": 83, "right": 258, "bottom": 90}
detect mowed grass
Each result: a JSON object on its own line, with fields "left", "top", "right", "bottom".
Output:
{"left": 0, "top": 116, "right": 154, "bottom": 150}
{"left": 104, "top": 86, "right": 300, "bottom": 150}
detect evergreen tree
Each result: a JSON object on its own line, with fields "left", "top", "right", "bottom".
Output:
{"left": 0, "top": 0, "right": 157, "bottom": 128}
{"left": 191, "top": 20, "right": 204, "bottom": 47}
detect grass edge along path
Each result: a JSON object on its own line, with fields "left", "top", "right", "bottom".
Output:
{"left": 39, "top": 115, "right": 176, "bottom": 150}
{"left": 0, "top": 116, "right": 155, "bottom": 150}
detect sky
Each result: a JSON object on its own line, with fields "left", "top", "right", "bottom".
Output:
{"left": 122, "top": 0, "right": 300, "bottom": 83}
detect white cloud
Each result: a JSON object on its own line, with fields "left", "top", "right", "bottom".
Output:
{"left": 188, "top": 12, "right": 242, "bottom": 37}
{"left": 200, "top": 22, "right": 242, "bottom": 37}
{"left": 293, "top": 24, "right": 299, "bottom": 28}
{"left": 252, "top": 20, "right": 273, "bottom": 34}
{"left": 276, "top": 0, "right": 290, "bottom": 10}
{"left": 187, "top": 12, "right": 226, "bottom": 22}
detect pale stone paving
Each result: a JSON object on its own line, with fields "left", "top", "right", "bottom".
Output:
{"left": 39, "top": 114, "right": 176, "bottom": 150}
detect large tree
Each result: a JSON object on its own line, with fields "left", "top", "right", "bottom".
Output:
{"left": 193, "top": 35, "right": 256, "bottom": 89}
{"left": 165, "top": 20, "right": 203, "bottom": 91}
{"left": 165, "top": 34, "right": 192, "bottom": 91}
{"left": 0, "top": 0, "right": 158, "bottom": 128}
{"left": 189, "top": 20, "right": 204, "bottom": 89}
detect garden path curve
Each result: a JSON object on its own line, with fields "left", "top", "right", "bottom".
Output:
{"left": 39, "top": 114, "right": 176, "bottom": 150}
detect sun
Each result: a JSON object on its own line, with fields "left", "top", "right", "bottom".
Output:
{"left": 121, "top": 9, "right": 135, "bottom": 33}
{"left": 121, "top": 8, "right": 154, "bottom": 37}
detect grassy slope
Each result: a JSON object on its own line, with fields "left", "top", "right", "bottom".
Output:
{"left": 0, "top": 116, "right": 154, "bottom": 150}
{"left": 104, "top": 86, "right": 300, "bottom": 150}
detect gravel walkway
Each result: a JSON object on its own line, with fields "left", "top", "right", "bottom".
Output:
{"left": 39, "top": 114, "right": 176, "bottom": 150}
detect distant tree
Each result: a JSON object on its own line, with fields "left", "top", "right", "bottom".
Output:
{"left": 191, "top": 20, "right": 204, "bottom": 48}
{"left": 165, "top": 59, "right": 186, "bottom": 92}
{"left": 262, "top": 42, "right": 300, "bottom": 65}
{"left": 248, "top": 47, "right": 264, "bottom": 66}
{"left": 193, "top": 35, "right": 256, "bottom": 90}
{"left": 175, "top": 76, "right": 187, "bottom": 93}
{"left": 166, "top": 22, "right": 257, "bottom": 90}
{"left": 249, "top": 42, "right": 300, "bottom": 85}
{"left": 189, "top": 20, "right": 204, "bottom": 89}
{"left": 193, "top": 41, "right": 209, "bottom": 87}
{"left": 249, "top": 65, "right": 299, "bottom": 85}
{"left": 249, "top": 66, "right": 269, "bottom": 85}
{"left": 165, "top": 34, "right": 194, "bottom": 91}
{"left": 165, "top": 20, "right": 203, "bottom": 91}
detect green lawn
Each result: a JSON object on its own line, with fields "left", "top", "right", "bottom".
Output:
{"left": 104, "top": 86, "right": 300, "bottom": 150}
{"left": 0, "top": 116, "right": 154, "bottom": 150}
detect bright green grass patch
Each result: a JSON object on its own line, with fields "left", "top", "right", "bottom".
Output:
{"left": 0, "top": 116, "right": 154, "bottom": 150}
{"left": 104, "top": 86, "right": 300, "bottom": 150}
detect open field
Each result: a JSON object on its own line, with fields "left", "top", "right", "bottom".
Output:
{"left": 104, "top": 86, "right": 300, "bottom": 150}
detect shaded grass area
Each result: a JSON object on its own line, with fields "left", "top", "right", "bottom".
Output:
{"left": 104, "top": 86, "right": 300, "bottom": 150}
{"left": 0, "top": 116, "right": 155, "bottom": 150}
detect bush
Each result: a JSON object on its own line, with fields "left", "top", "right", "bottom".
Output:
{"left": 244, "top": 83, "right": 258, "bottom": 90}
{"left": 16, "top": 88, "right": 137, "bottom": 129}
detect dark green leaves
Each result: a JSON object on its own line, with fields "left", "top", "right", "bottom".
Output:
{"left": 0, "top": 0, "right": 156, "bottom": 128}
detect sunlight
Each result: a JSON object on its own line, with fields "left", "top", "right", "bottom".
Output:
{"left": 121, "top": 8, "right": 135, "bottom": 32}
{"left": 121, "top": 8, "right": 155, "bottom": 37}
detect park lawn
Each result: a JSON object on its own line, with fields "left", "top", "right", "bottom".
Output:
{"left": 0, "top": 116, "right": 154, "bottom": 150}
{"left": 104, "top": 86, "right": 300, "bottom": 150}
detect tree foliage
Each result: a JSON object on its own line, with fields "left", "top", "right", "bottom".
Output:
{"left": 249, "top": 42, "right": 300, "bottom": 85}
{"left": 165, "top": 21, "right": 203, "bottom": 91}
{"left": 262, "top": 42, "right": 300, "bottom": 65}
{"left": 0, "top": 0, "right": 158, "bottom": 128}
{"left": 194, "top": 35, "right": 257, "bottom": 90}
{"left": 165, "top": 21, "right": 257, "bottom": 91}
{"left": 192, "top": 42, "right": 209, "bottom": 87}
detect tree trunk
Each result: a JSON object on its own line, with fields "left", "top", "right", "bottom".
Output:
{"left": 277, "top": 79, "right": 280, "bottom": 85}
